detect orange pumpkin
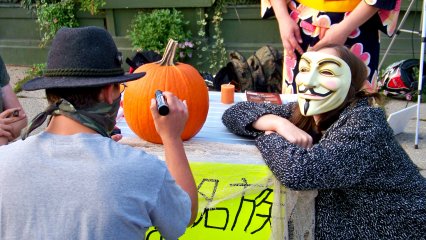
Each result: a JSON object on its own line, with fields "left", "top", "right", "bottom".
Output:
{"left": 123, "top": 39, "right": 209, "bottom": 144}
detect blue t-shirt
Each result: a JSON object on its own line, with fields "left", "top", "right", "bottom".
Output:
{"left": 0, "top": 132, "right": 191, "bottom": 239}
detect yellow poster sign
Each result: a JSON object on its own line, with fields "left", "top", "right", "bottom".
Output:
{"left": 146, "top": 162, "right": 275, "bottom": 239}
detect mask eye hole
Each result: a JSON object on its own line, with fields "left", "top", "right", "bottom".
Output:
{"left": 320, "top": 70, "right": 334, "bottom": 76}
{"left": 299, "top": 67, "right": 310, "bottom": 73}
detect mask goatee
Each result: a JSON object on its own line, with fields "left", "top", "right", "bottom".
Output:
{"left": 304, "top": 100, "right": 310, "bottom": 115}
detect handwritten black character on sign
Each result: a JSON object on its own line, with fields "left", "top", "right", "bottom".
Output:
{"left": 230, "top": 178, "right": 273, "bottom": 234}
{"left": 146, "top": 227, "right": 163, "bottom": 240}
{"left": 193, "top": 178, "right": 230, "bottom": 230}
{"left": 146, "top": 177, "right": 274, "bottom": 239}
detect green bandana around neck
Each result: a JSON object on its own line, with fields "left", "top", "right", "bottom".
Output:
{"left": 22, "top": 96, "right": 120, "bottom": 140}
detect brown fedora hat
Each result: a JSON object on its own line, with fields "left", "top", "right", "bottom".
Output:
{"left": 23, "top": 26, "right": 145, "bottom": 91}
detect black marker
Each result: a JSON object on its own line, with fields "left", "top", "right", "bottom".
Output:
{"left": 155, "top": 90, "right": 169, "bottom": 116}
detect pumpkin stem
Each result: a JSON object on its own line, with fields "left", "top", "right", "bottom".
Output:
{"left": 157, "top": 39, "right": 178, "bottom": 66}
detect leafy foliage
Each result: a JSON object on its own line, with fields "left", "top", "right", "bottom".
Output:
{"left": 195, "top": 0, "right": 228, "bottom": 73}
{"left": 77, "top": 0, "right": 105, "bottom": 15}
{"left": 194, "top": 0, "right": 260, "bottom": 73}
{"left": 19, "top": 0, "right": 105, "bottom": 47}
{"left": 36, "top": 0, "right": 78, "bottom": 47}
{"left": 19, "top": 0, "right": 37, "bottom": 10}
{"left": 127, "top": 9, "right": 193, "bottom": 60}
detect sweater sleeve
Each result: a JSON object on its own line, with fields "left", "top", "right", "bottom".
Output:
{"left": 222, "top": 101, "right": 296, "bottom": 138}
{"left": 256, "top": 105, "right": 390, "bottom": 190}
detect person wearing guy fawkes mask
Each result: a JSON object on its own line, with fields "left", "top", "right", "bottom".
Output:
{"left": 222, "top": 44, "right": 426, "bottom": 239}
{"left": 0, "top": 26, "right": 198, "bottom": 239}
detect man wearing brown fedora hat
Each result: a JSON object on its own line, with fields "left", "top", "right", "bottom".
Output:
{"left": 0, "top": 26, "right": 197, "bottom": 239}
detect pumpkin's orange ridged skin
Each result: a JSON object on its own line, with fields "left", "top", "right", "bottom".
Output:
{"left": 123, "top": 40, "right": 209, "bottom": 144}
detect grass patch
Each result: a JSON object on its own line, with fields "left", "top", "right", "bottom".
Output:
{"left": 13, "top": 63, "right": 46, "bottom": 93}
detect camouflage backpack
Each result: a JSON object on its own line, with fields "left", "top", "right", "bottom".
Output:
{"left": 213, "top": 45, "right": 283, "bottom": 93}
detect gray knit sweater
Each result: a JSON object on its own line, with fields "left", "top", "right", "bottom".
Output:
{"left": 222, "top": 98, "right": 426, "bottom": 239}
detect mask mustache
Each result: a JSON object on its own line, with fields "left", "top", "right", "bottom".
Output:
{"left": 298, "top": 87, "right": 332, "bottom": 97}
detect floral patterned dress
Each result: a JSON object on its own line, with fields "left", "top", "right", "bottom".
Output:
{"left": 283, "top": 0, "right": 401, "bottom": 94}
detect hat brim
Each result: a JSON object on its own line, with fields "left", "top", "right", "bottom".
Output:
{"left": 22, "top": 72, "right": 146, "bottom": 91}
